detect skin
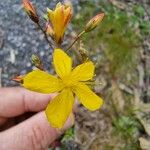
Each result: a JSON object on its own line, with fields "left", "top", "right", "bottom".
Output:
{"left": 0, "top": 87, "right": 74, "bottom": 150}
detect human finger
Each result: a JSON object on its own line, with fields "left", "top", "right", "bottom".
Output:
{"left": 0, "top": 111, "right": 74, "bottom": 150}
{"left": 0, "top": 87, "right": 55, "bottom": 117}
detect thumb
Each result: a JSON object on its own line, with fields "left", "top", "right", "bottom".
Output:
{"left": 0, "top": 112, "right": 74, "bottom": 150}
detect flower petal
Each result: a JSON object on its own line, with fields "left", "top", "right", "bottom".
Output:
{"left": 73, "top": 83, "right": 103, "bottom": 111}
{"left": 23, "top": 69, "right": 63, "bottom": 94}
{"left": 53, "top": 49, "right": 72, "bottom": 79}
{"left": 53, "top": 5, "right": 65, "bottom": 43}
{"left": 71, "top": 61, "right": 95, "bottom": 82}
{"left": 47, "top": 8, "right": 54, "bottom": 22}
{"left": 45, "top": 89, "right": 74, "bottom": 128}
{"left": 64, "top": 6, "right": 72, "bottom": 28}
{"left": 56, "top": 2, "right": 62, "bottom": 8}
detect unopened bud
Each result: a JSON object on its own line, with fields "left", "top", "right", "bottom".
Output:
{"left": 12, "top": 75, "right": 24, "bottom": 83}
{"left": 45, "top": 22, "right": 54, "bottom": 37}
{"left": 31, "top": 54, "right": 43, "bottom": 70}
{"left": 79, "top": 48, "right": 89, "bottom": 62}
{"left": 23, "top": 0, "right": 39, "bottom": 23}
{"left": 85, "top": 13, "right": 104, "bottom": 32}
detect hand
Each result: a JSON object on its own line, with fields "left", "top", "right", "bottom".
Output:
{"left": 0, "top": 87, "right": 74, "bottom": 150}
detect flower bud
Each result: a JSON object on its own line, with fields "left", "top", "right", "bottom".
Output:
{"left": 23, "top": 0, "right": 39, "bottom": 23}
{"left": 12, "top": 75, "right": 24, "bottom": 83}
{"left": 85, "top": 13, "right": 104, "bottom": 32}
{"left": 79, "top": 48, "right": 89, "bottom": 62}
{"left": 47, "top": 2, "right": 73, "bottom": 45}
{"left": 31, "top": 54, "right": 43, "bottom": 70}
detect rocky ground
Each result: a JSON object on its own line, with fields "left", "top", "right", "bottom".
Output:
{"left": 0, "top": 0, "right": 50, "bottom": 86}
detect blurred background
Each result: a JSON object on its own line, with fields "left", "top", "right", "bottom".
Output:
{"left": 0, "top": 0, "right": 150, "bottom": 149}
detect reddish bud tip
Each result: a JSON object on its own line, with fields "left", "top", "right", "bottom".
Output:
{"left": 85, "top": 12, "right": 105, "bottom": 32}
{"left": 23, "top": 0, "right": 39, "bottom": 23}
{"left": 12, "top": 75, "right": 24, "bottom": 83}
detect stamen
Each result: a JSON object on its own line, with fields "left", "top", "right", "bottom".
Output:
{"left": 84, "top": 81, "right": 103, "bottom": 86}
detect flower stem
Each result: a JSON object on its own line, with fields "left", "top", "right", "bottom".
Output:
{"left": 37, "top": 23, "right": 53, "bottom": 49}
{"left": 66, "top": 30, "right": 85, "bottom": 52}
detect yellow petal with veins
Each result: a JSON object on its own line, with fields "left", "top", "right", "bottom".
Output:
{"left": 73, "top": 83, "right": 103, "bottom": 111}
{"left": 71, "top": 61, "right": 95, "bottom": 82}
{"left": 53, "top": 49, "right": 72, "bottom": 79}
{"left": 23, "top": 69, "right": 63, "bottom": 94}
{"left": 45, "top": 89, "right": 74, "bottom": 128}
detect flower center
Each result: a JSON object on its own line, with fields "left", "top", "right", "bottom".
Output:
{"left": 62, "top": 76, "right": 77, "bottom": 87}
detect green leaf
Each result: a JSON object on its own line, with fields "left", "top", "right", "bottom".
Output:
{"left": 133, "top": 5, "right": 145, "bottom": 17}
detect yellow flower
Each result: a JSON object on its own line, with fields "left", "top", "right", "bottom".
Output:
{"left": 22, "top": 49, "right": 103, "bottom": 128}
{"left": 47, "top": 2, "right": 72, "bottom": 45}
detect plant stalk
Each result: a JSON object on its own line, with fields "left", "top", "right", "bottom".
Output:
{"left": 37, "top": 23, "right": 53, "bottom": 49}
{"left": 66, "top": 30, "right": 85, "bottom": 52}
